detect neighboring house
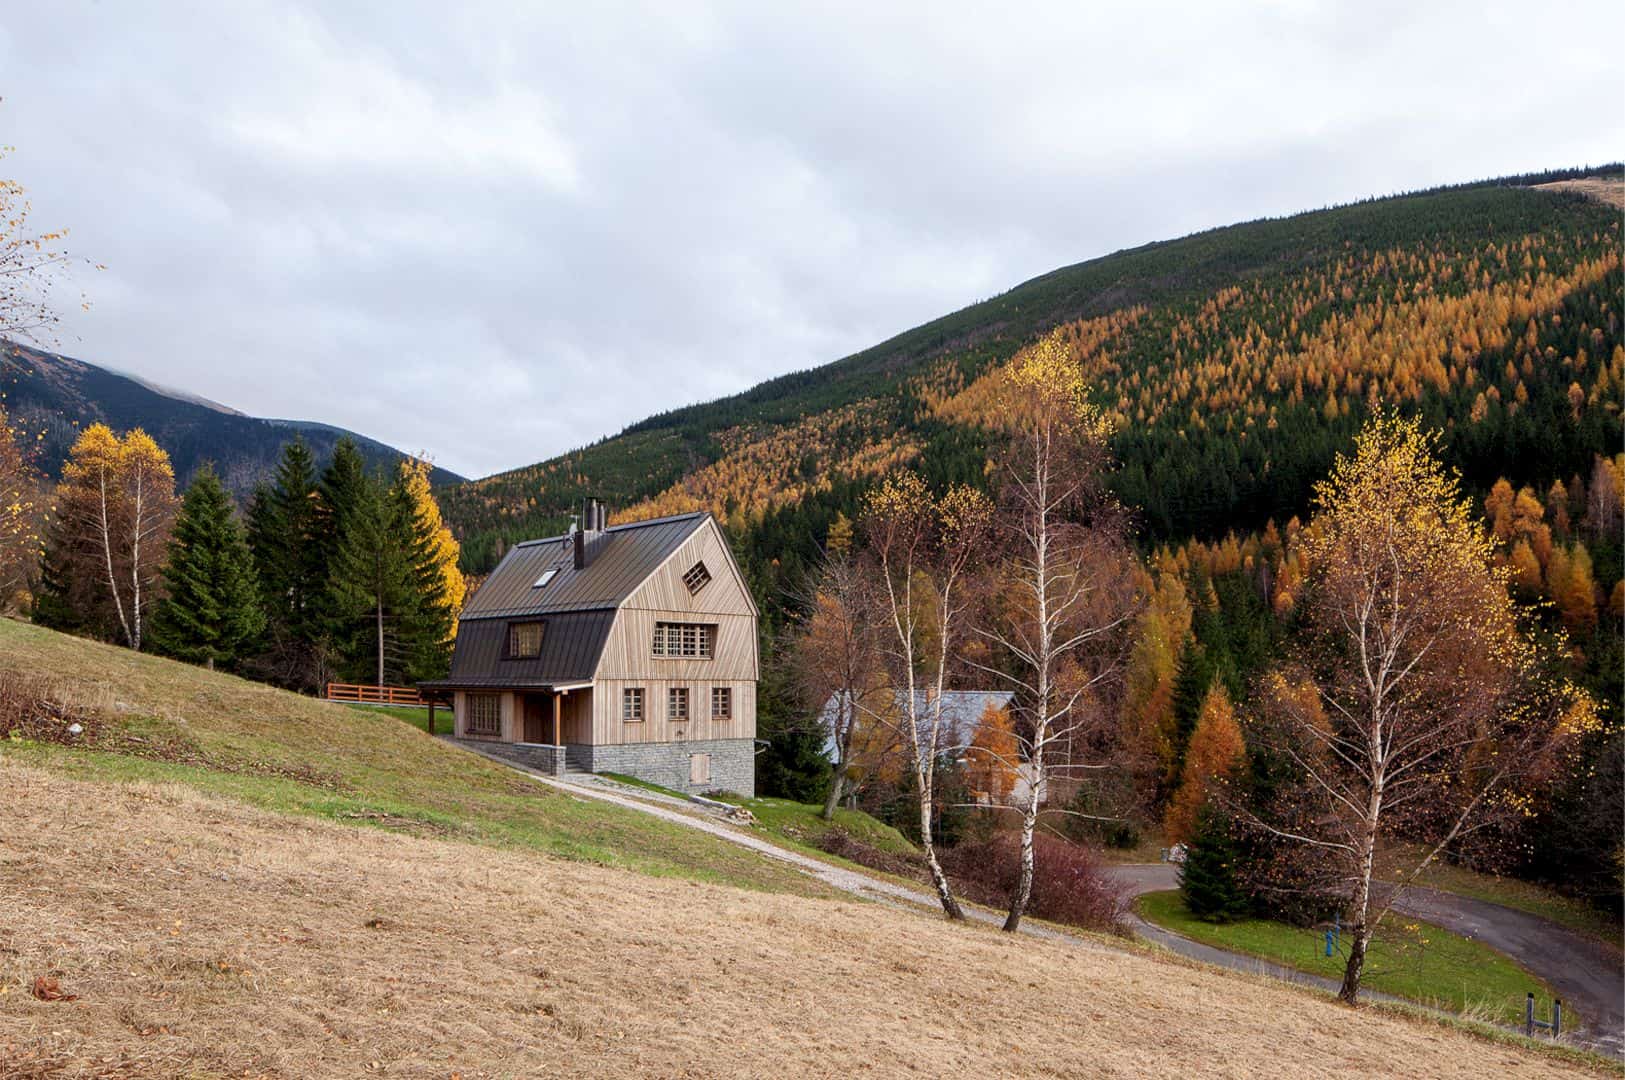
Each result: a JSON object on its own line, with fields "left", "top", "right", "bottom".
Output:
{"left": 421, "top": 500, "right": 758, "bottom": 796}
{"left": 817, "top": 689, "right": 1015, "bottom": 761}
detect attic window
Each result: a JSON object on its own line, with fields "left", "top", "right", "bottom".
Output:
{"left": 682, "top": 561, "right": 712, "bottom": 595}
{"left": 506, "top": 621, "right": 544, "bottom": 659}
{"left": 533, "top": 569, "right": 559, "bottom": 589}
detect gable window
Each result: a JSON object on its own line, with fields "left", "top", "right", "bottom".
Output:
{"left": 711, "top": 686, "right": 731, "bottom": 720}
{"left": 652, "top": 621, "right": 713, "bottom": 659}
{"left": 466, "top": 693, "right": 501, "bottom": 736}
{"left": 668, "top": 687, "right": 689, "bottom": 721}
{"left": 533, "top": 568, "right": 559, "bottom": 589}
{"left": 506, "top": 621, "right": 544, "bottom": 659}
{"left": 682, "top": 560, "right": 712, "bottom": 595}
{"left": 622, "top": 688, "right": 645, "bottom": 722}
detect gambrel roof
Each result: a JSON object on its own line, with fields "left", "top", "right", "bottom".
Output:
{"left": 460, "top": 512, "right": 709, "bottom": 620}
{"left": 424, "top": 510, "right": 750, "bottom": 692}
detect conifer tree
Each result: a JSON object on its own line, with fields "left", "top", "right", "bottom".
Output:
{"left": 327, "top": 469, "right": 418, "bottom": 686}
{"left": 151, "top": 465, "right": 265, "bottom": 669}
{"left": 1179, "top": 805, "right": 1248, "bottom": 922}
{"left": 1163, "top": 683, "right": 1245, "bottom": 845}
{"left": 397, "top": 458, "right": 463, "bottom": 680}
{"left": 247, "top": 439, "right": 327, "bottom": 688}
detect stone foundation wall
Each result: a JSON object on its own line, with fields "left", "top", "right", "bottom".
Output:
{"left": 455, "top": 739, "right": 565, "bottom": 776}
{"left": 574, "top": 738, "right": 755, "bottom": 797}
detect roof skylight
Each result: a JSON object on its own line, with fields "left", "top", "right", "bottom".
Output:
{"left": 533, "top": 568, "right": 559, "bottom": 588}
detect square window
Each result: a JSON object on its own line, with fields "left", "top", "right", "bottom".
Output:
{"left": 711, "top": 686, "right": 731, "bottom": 719}
{"left": 668, "top": 687, "right": 689, "bottom": 721}
{"left": 507, "top": 621, "right": 544, "bottom": 658}
{"left": 682, "top": 561, "right": 712, "bottom": 595}
{"left": 622, "top": 688, "right": 645, "bottom": 722}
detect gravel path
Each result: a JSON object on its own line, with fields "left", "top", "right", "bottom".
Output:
{"left": 454, "top": 741, "right": 1618, "bottom": 1056}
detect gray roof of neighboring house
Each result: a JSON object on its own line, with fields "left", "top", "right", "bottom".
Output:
{"left": 459, "top": 512, "right": 709, "bottom": 621}
{"left": 819, "top": 689, "right": 1015, "bottom": 759}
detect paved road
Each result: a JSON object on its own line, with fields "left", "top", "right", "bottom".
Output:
{"left": 1108, "top": 862, "right": 1624, "bottom": 1056}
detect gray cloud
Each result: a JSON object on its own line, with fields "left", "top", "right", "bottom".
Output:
{"left": 2, "top": 0, "right": 1620, "bottom": 477}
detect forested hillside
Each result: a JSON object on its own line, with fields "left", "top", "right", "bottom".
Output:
{"left": 1, "top": 343, "right": 465, "bottom": 495}
{"left": 439, "top": 169, "right": 1621, "bottom": 599}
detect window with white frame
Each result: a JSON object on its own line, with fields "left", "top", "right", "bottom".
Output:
{"left": 622, "top": 687, "right": 645, "bottom": 722}
{"left": 668, "top": 687, "right": 689, "bottom": 721}
{"left": 711, "top": 686, "right": 731, "bottom": 720}
{"left": 652, "top": 622, "right": 713, "bottom": 658}
{"left": 466, "top": 693, "right": 501, "bottom": 736}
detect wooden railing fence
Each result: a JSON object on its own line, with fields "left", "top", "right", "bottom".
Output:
{"left": 325, "top": 683, "right": 426, "bottom": 707}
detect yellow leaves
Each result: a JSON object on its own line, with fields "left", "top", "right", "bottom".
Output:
{"left": 399, "top": 457, "right": 465, "bottom": 622}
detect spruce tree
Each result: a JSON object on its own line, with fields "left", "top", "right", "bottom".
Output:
{"left": 246, "top": 439, "right": 326, "bottom": 689}
{"left": 1179, "top": 804, "right": 1249, "bottom": 922}
{"left": 327, "top": 470, "right": 418, "bottom": 686}
{"left": 151, "top": 465, "right": 265, "bottom": 669}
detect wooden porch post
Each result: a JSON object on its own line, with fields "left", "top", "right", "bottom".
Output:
{"left": 553, "top": 692, "right": 562, "bottom": 747}
{"left": 426, "top": 699, "right": 435, "bottom": 736}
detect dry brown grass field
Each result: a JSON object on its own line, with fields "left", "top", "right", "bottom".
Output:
{"left": 2, "top": 762, "right": 1608, "bottom": 1080}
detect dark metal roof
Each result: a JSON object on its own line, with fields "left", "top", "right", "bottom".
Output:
{"left": 460, "top": 512, "right": 709, "bottom": 621}
{"left": 438, "top": 609, "right": 615, "bottom": 685}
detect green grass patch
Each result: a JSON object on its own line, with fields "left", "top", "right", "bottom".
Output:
{"left": 1136, "top": 890, "right": 1576, "bottom": 1029}
{"left": 338, "top": 702, "right": 443, "bottom": 734}
{"left": 711, "top": 793, "right": 917, "bottom": 858}
{"left": 1, "top": 619, "right": 836, "bottom": 900}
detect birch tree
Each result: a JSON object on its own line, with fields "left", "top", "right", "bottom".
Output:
{"left": 1245, "top": 411, "right": 1595, "bottom": 1005}
{"left": 47, "top": 423, "right": 176, "bottom": 649}
{"left": 972, "top": 332, "right": 1137, "bottom": 932}
{"left": 860, "top": 471, "right": 991, "bottom": 920}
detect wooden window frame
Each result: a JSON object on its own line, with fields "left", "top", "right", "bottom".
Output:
{"left": 682, "top": 560, "right": 712, "bottom": 595}
{"left": 652, "top": 621, "right": 714, "bottom": 659}
{"left": 466, "top": 693, "right": 502, "bottom": 737}
{"left": 668, "top": 686, "right": 689, "bottom": 722}
{"left": 622, "top": 687, "right": 645, "bottom": 723}
{"left": 710, "top": 686, "right": 731, "bottom": 720}
{"left": 505, "top": 621, "right": 545, "bottom": 659}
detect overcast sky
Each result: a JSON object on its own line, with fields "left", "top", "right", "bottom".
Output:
{"left": 2, "top": 2, "right": 1620, "bottom": 478}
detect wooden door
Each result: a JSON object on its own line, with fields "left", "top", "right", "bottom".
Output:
{"left": 523, "top": 695, "right": 547, "bottom": 743}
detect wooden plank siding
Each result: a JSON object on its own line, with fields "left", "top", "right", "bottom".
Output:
{"left": 590, "top": 678, "right": 756, "bottom": 746}
{"left": 592, "top": 519, "right": 758, "bottom": 746}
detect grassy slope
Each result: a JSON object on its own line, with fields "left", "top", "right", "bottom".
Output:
{"left": 5, "top": 763, "right": 1607, "bottom": 1079}
{"left": 1137, "top": 891, "right": 1574, "bottom": 1029}
{"left": 0, "top": 619, "right": 831, "bottom": 899}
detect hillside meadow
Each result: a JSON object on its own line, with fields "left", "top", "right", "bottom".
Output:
{"left": 3, "top": 762, "right": 1611, "bottom": 1079}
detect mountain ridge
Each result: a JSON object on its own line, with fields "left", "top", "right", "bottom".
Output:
{"left": 1, "top": 342, "right": 465, "bottom": 494}
{"left": 437, "top": 165, "right": 1622, "bottom": 576}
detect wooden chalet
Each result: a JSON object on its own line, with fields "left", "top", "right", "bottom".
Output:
{"left": 421, "top": 499, "right": 758, "bottom": 796}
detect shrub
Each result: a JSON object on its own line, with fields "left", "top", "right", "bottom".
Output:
{"left": 815, "top": 828, "right": 926, "bottom": 880}
{"left": 940, "top": 833, "right": 1131, "bottom": 934}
